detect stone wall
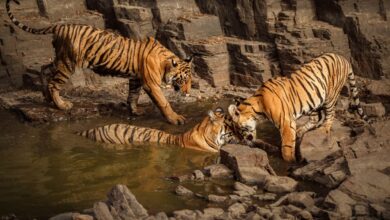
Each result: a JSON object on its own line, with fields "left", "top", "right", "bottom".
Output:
{"left": 0, "top": 0, "right": 389, "bottom": 91}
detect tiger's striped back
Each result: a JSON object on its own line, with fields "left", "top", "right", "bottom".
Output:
{"left": 77, "top": 124, "right": 181, "bottom": 145}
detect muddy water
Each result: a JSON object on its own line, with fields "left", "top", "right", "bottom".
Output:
{"left": 0, "top": 99, "right": 288, "bottom": 219}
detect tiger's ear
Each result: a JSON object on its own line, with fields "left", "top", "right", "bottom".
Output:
{"left": 234, "top": 97, "right": 245, "bottom": 106}
{"left": 228, "top": 105, "right": 239, "bottom": 120}
{"left": 208, "top": 110, "right": 217, "bottom": 121}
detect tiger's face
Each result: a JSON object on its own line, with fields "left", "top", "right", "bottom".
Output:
{"left": 165, "top": 57, "right": 193, "bottom": 94}
{"left": 228, "top": 104, "right": 257, "bottom": 142}
{"left": 203, "top": 108, "right": 238, "bottom": 150}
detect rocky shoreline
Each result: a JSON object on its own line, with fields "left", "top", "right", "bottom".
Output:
{"left": 48, "top": 122, "right": 390, "bottom": 220}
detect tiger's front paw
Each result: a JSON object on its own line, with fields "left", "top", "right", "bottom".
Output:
{"left": 57, "top": 100, "right": 73, "bottom": 111}
{"left": 281, "top": 145, "right": 296, "bottom": 163}
{"left": 130, "top": 107, "right": 147, "bottom": 116}
{"left": 167, "top": 113, "right": 186, "bottom": 125}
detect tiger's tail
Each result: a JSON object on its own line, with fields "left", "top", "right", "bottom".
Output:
{"left": 347, "top": 70, "right": 368, "bottom": 121}
{"left": 6, "top": 0, "right": 54, "bottom": 34}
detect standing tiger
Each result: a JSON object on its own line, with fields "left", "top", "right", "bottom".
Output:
{"left": 77, "top": 108, "right": 237, "bottom": 152}
{"left": 6, "top": 0, "right": 192, "bottom": 125}
{"left": 228, "top": 53, "right": 368, "bottom": 162}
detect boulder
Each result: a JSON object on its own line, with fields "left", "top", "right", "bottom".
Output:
{"left": 233, "top": 182, "right": 257, "bottom": 196}
{"left": 220, "top": 144, "right": 273, "bottom": 185}
{"left": 324, "top": 189, "right": 356, "bottom": 219}
{"left": 264, "top": 176, "right": 298, "bottom": 193}
{"left": 203, "top": 164, "right": 233, "bottom": 179}
{"left": 298, "top": 119, "right": 350, "bottom": 162}
{"left": 107, "top": 184, "right": 148, "bottom": 219}
{"left": 175, "top": 185, "right": 194, "bottom": 197}
{"left": 252, "top": 193, "right": 277, "bottom": 201}
{"left": 227, "top": 203, "right": 246, "bottom": 219}
{"left": 93, "top": 202, "right": 114, "bottom": 220}
{"left": 173, "top": 209, "right": 202, "bottom": 220}
{"left": 202, "top": 208, "right": 224, "bottom": 219}
{"left": 207, "top": 194, "right": 228, "bottom": 203}
{"left": 360, "top": 102, "right": 386, "bottom": 117}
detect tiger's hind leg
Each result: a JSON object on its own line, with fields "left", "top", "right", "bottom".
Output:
{"left": 48, "top": 60, "right": 74, "bottom": 110}
{"left": 127, "top": 77, "right": 146, "bottom": 116}
{"left": 320, "top": 102, "right": 337, "bottom": 147}
{"left": 40, "top": 63, "right": 55, "bottom": 103}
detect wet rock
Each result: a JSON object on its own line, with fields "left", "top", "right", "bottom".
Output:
{"left": 207, "top": 194, "right": 228, "bottom": 203}
{"left": 252, "top": 193, "right": 277, "bottom": 202}
{"left": 191, "top": 170, "right": 205, "bottom": 181}
{"left": 264, "top": 176, "right": 298, "bottom": 194}
{"left": 227, "top": 203, "right": 246, "bottom": 219}
{"left": 202, "top": 208, "right": 224, "bottom": 219}
{"left": 203, "top": 164, "right": 233, "bottom": 179}
{"left": 49, "top": 213, "right": 80, "bottom": 220}
{"left": 170, "top": 174, "right": 192, "bottom": 183}
{"left": 361, "top": 102, "right": 386, "bottom": 117}
{"left": 220, "top": 144, "right": 273, "bottom": 185}
{"left": 173, "top": 209, "right": 202, "bottom": 220}
{"left": 107, "top": 184, "right": 148, "bottom": 219}
{"left": 175, "top": 185, "right": 194, "bottom": 197}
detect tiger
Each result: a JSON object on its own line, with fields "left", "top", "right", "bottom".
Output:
{"left": 77, "top": 108, "right": 238, "bottom": 152}
{"left": 228, "top": 53, "right": 369, "bottom": 162}
{"left": 6, "top": 0, "right": 192, "bottom": 125}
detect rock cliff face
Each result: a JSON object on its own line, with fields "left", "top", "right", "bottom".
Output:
{"left": 0, "top": 0, "right": 389, "bottom": 89}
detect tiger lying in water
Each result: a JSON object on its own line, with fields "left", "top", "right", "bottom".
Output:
{"left": 228, "top": 53, "right": 369, "bottom": 162}
{"left": 77, "top": 108, "right": 237, "bottom": 152}
{"left": 6, "top": 0, "right": 192, "bottom": 125}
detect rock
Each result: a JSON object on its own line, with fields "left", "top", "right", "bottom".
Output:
{"left": 369, "top": 204, "right": 387, "bottom": 219}
{"left": 338, "top": 170, "right": 390, "bottom": 206}
{"left": 264, "top": 176, "right": 298, "bottom": 193}
{"left": 107, "top": 184, "right": 148, "bottom": 219}
{"left": 233, "top": 182, "right": 256, "bottom": 195}
{"left": 361, "top": 102, "right": 386, "bottom": 117}
{"left": 292, "top": 151, "right": 348, "bottom": 188}
{"left": 191, "top": 170, "right": 205, "bottom": 181}
{"left": 227, "top": 203, "right": 246, "bottom": 219}
{"left": 202, "top": 208, "right": 224, "bottom": 219}
{"left": 256, "top": 207, "right": 273, "bottom": 218}
{"left": 354, "top": 204, "right": 368, "bottom": 216}
{"left": 299, "top": 119, "right": 350, "bottom": 162}
{"left": 203, "top": 164, "right": 233, "bottom": 179}
{"left": 73, "top": 214, "right": 94, "bottom": 220}
{"left": 244, "top": 211, "right": 262, "bottom": 220}
{"left": 154, "top": 212, "right": 169, "bottom": 220}
{"left": 173, "top": 209, "right": 201, "bottom": 220}
{"left": 220, "top": 144, "right": 273, "bottom": 185}
{"left": 93, "top": 202, "right": 114, "bottom": 220}
{"left": 170, "top": 174, "right": 192, "bottom": 183}
{"left": 324, "top": 189, "right": 356, "bottom": 219}
{"left": 207, "top": 194, "right": 228, "bottom": 203}
{"left": 366, "top": 79, "right": 390, "bottom": 97}
{"left": 287, "top": 192, "right": 315, "bottom": 209}
{"left": 252, "top": 193, "right": 277, "bottom": 201}
{"left": 49, "top": 213, "right": 80, "bottom": 220}
{"left": 175, "top": 185, "right": 194, "bottom": 197}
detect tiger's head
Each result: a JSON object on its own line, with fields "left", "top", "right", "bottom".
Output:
{"left": 228, "top": 98, "right": 264, "bottom": 143}
{"left": 194, "top": 107, "right": 238, "bottom": 152}
{"left": 164, "top": 56, "right": 193, "bottom": 94}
